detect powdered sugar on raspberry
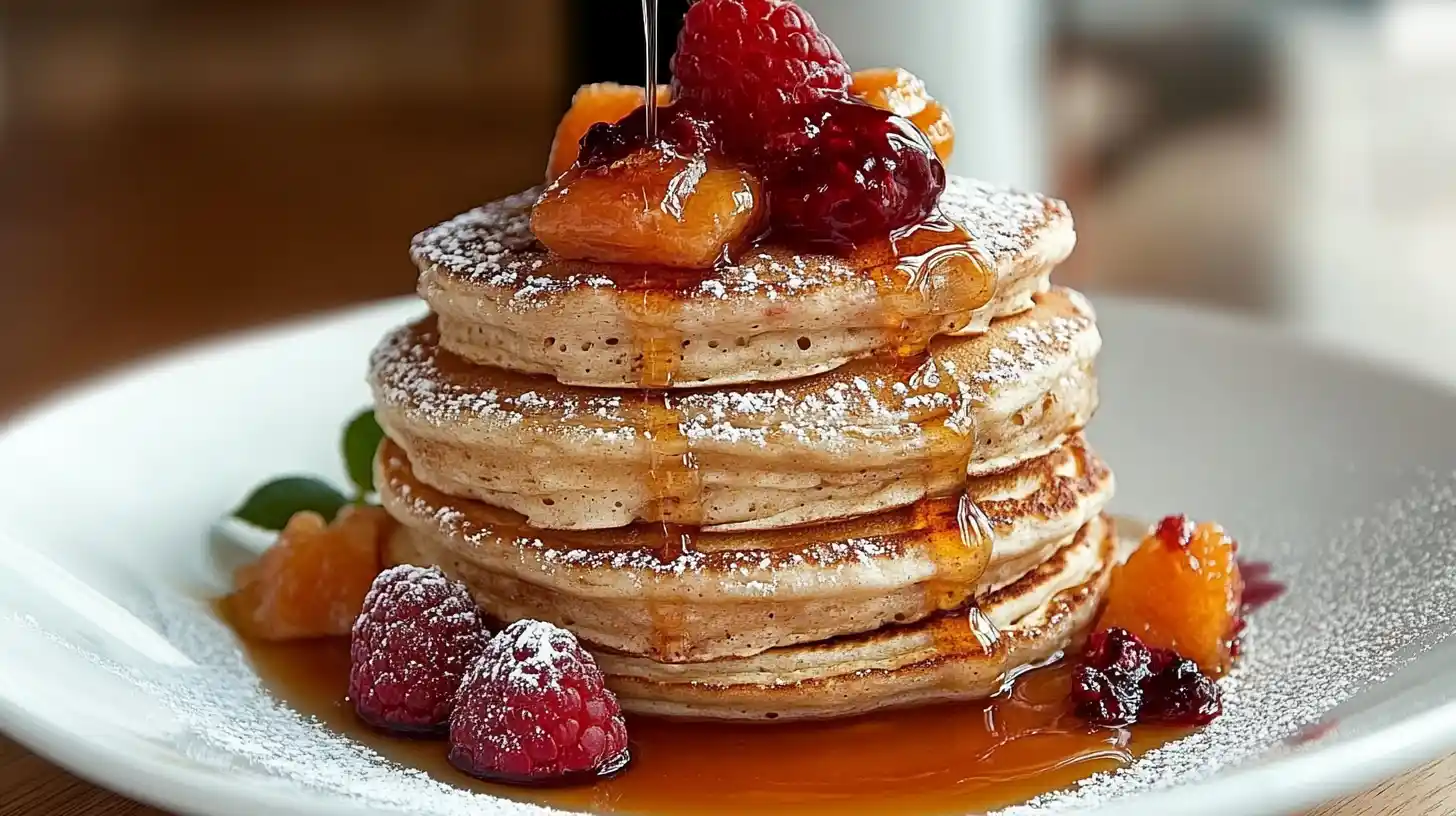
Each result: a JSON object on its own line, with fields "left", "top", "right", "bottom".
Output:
{"left": 354, "top": 565, "right": 485, "bottom": 656}
{"left": 448, "top": 620, "right": 628, "bottom": 781}
{"left": 350, "top": 565, "right": 488, "bottom": 733}
{"left": 360, "top": 565, "right": 477, "bottom": 625}
{"left": 481, "top": 620, "right": 586, "bottom": 691}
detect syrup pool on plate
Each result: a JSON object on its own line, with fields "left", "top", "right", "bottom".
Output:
{"left": 238, "top": 635, "right": 1188, "bottom": 815}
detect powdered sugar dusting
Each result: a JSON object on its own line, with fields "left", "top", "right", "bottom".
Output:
{"left": 357, "top": 566, "right": 485, "bottom": 647}
{"left": 369, "top": 321, "right": 973, "bottom": 450}
{"left": 975, "top": 315, "right": 1091, "bottom": 389}
{"left": 410, "top": 188, "right": 546, "bottom": 295}
{"left": 369, "top": 295, "right": 1093, "bottom": 452}
{"left": 939, "top": 177, "right": 1067, "bottom": 262}
{"left": 361, "top": 565, "right": 478, "bottom": 627}
{"left": 384, "top": 461, "right": 906, "bottom": 584}
{"left": 409, "top": 177, "right": 1064, "bottom": 309}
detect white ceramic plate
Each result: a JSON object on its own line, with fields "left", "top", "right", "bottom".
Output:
{"left": 2, "top": 296, "right": 1456, "bottom": 816}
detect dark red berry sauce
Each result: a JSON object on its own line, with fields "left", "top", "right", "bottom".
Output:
{"left": 1071, "top": 628, "right": 1222, "bottom": 727}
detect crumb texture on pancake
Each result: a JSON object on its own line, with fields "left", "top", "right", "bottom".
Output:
{"left": 371, "top": 287, "right": 1100, "bottom": 531}
{"left": 411, "top": 177, "right": 1076, "bottom": 387}
{"left": 378, "top": 434, "right": 1114, "bottom": 663}
{"left": 597, "top": 515, "right": 1116, "bottom": 721}
{"left": 413, "top": 178, "right": 1069, "bottom": 302}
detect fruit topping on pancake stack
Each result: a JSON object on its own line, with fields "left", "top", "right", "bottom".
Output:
{"left": 222, "top": 0, "right": 1252, "bottom": 789}
{"left": 372, "top": 0, "right": 1121, "bottom": 727}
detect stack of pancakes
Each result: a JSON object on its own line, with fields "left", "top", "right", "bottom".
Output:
{"left": 371, "top": 177, "right": 1116, "bottom": 721}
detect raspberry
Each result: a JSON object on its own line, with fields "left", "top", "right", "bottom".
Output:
{"left": 348, "top": 565, "right": 489, "bottom": 735}
{"left": 672, "top": 0, "right": 851, "bottom": 153}
{"left": 449, "top": 620, "right": 630, "bottom": 784}
{"left": 577, "top": 102, "right": 721, "bottom": 170}
{"left": 1071, "top": 628, "right": 1223, "bottom": 728}
{"left": 765, "top": 98, "right": 946, "bottom": 250}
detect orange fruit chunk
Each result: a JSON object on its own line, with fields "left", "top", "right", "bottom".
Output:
{"left": 224, "top": 506, "right": 392, "bottom": 641}
{"left": 547, "top": 83, "right": 673, "bottom": 181}
{"left": 1096, "top": 515, "right": 1244, "bottom": 675}
{"left": 532, "top": 149, "right": 764, "bottom": 269}
{"left": 852, "top": 68, "right": 955, "bottom": 164}
{"left": 852, "top": 67, "right": 931, "bottom": 117}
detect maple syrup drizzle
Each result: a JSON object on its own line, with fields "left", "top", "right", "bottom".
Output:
{"left": 626, "top": 0, "right": 1000, "bottom": 661}
{"left": 626, "top": 276, "right": 703, "bottom": 657}
{"left": 868, "top": 212, "right": 998, "bottom": 356}
{"left": 882, "top": 212, "right": 1003, "bottom": 658}
{"left": 874, "top": 220, "right": 1000, "bottom": 656}
{"left": 917, "top": 493, "right": 996, "bottom": 609}
{"left": 640, "top": 384, "right": 699, "bottom": 658}
{"left": 238, "top": 636, "right": 1186, "bottom": 814}
{"left": 898, "top": 352, "right": 991, "bottom": 626}
{"left": 628, "top": 0, "right": 704, "bottom": 660}
{"left": 641, "top": 0, "right": 660, "bottom": 139}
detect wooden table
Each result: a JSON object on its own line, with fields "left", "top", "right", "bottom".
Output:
{"left": 0, "top": 100, "right": 1449, "bottom": 816}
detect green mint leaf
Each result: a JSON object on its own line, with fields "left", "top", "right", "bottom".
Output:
{"left": 233, "top": 476, "right": 349, "bottom": 530}
{"left": 342, "top": 408, "right": 385, "bottom": 496}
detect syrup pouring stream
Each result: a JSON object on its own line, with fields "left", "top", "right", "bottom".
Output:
{"left": 630, "top": 0, "right": 999, "bottom": 660}
{"left": 642, "top": 0, "right": 660, "bottom": 140}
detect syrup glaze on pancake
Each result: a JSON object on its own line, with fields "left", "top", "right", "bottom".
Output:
{"left": 377, "top": 433, "right": 1113, "bottom": 663}
{"left": 371, "top": 287, "right": 1099, "bottom": 532}
{"left": 597, "top": 515, "right": 1118, "bottom": 721}
{"left": 413, "top": 177, "right": 1074, "bottom": 389}
{"left": 387, "top": 164, "right": 1107, "bottom": 724}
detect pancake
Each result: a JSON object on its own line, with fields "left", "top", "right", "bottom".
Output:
{"left": 599, "top": 514, "right": 1118, "bottom": 721}
{"left": 378, "top": 433, "right": 1114, "bottom": 663}
{"left": 412, "top": 177, "right": 1075, "bottom": 389}
{"left": 371, "top": 287, "right": 1100, "bottom": 532}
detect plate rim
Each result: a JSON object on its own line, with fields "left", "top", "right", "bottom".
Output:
{"left": 2, "top": 293, "right": 1455, "bottom": 816}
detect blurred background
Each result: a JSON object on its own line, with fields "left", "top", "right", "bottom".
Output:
{"left": 1, "top": 0, "right": 1454, "bottom": 415}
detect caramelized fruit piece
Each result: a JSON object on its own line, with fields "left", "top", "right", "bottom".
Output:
{"left": 852, "top": 67, "right": 956, "bottom": 164}
{"left": 547, "top": 83, "right": 672, "bottom": 181}
{"left": 852, "top": 67, "right": 931, "bottom": 117}
{"left": 1096, "top": 515, "right": 1244, "bottom": 675}
{"left": 578, "top": 101, "right": 721, "bottom": 170}
{"left": 532, "top": 149, "right": 763, "bottom": 269}
{"left": 224, "top": 506, "right": 390, "bottom": 641}
{"left": 913, "top": 102, "right": 956, "bottom": 166}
